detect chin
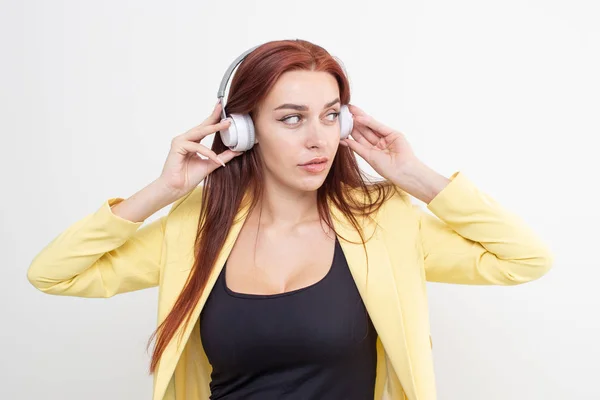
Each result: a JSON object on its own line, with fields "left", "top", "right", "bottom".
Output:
{"left": 294, "top": 175, "right": 328, "bottom": 192}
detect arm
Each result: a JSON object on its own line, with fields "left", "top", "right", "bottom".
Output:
{"left": 26, "top": 180, "right": 193, "bottom": 298}
{"left": 410, "top": 171, "right": 553, "bottom": 285}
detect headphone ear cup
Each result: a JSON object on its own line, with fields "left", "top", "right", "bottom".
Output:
{"left": 339, "top": 105, "right": 353, "bottom": 139}
{"left": 219, "top": 113, "right": 256, "bottom": 152}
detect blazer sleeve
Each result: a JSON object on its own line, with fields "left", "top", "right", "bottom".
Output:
{"left": 414, "top": 171, "right": 553, "bottom": 285}
{"left": 27, "top": 195, "right": 187, "bottom": 298}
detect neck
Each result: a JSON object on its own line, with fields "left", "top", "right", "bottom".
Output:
{"left": 256, "top": 179, "right": 320, "bottom": 230}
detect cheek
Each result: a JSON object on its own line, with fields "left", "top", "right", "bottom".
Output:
{"left": 262, "top": 124, "right": 297, "bottom": 147}
{"left": 257, "top": 127, "right": 296, "bottom": 163}
{"left": 268, "top": 139, "right": 297, "bottom": 166}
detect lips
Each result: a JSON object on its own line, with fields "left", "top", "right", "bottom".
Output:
{"left": 299, "top": 157, "right": 328, "bottom": 166}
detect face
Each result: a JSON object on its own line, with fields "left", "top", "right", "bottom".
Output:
{"left": 253, "top": 70, "right": 342, "bottom": 192}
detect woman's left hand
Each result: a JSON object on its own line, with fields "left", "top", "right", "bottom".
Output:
{"left": 340, "top": 104, "right": 419, "bottom": 181}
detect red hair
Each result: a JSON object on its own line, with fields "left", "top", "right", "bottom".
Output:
{"left": 147, "top": 39, "right": 396, "bottom": 374}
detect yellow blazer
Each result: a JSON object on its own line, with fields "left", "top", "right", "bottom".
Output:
{"left": 27, "top": 171, "right": 553, "bottom": 400}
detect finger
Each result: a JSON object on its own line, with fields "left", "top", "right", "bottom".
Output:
{"left": 347, "top": 104, "right": 369, "bottom": 118}
{"left": 349, "top": 128, "right": 374, "bottom": 149}
{"left": 192, "top": 101, "right": 224, "bottom": 131}
{"left": 354, "top": 114, "right": 394, "bottom": 137}
{"left": 352, "top": 124, "right": 385, "bottom": 149}
{"left": 183, "top": 119, "right": 231, "bottom": 142}
{"left": 204, "top": 101, "right": 223, "bottom": 125}
{"left": 340, "top": 137, "right": 371, "bottom": 161}
{"left": 180, "top": 141, "right": 225, "bottom": 167}
{"left": 348, "top": 103, "right": 392, "bottom": 138}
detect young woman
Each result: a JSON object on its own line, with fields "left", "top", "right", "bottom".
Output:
{"left": 27, "top": 39, "right": 553, "bottom": 400}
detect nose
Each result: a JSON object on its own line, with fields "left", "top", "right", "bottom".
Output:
{"left": 305, "top": 118, "right": 328, "bottom": 149}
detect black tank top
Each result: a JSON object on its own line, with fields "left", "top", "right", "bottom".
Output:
{"left": 199, "top": 236, "right": 378, "bottom": 400}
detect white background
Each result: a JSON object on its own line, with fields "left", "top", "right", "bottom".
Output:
{"left": 1, "top": 0, "right": 598, "bottom": 399}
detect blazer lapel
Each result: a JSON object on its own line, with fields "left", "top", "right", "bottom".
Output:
{"left": 153, "top": 193, "right": 253, "bottom": 400}
{"left": 329, "top": 204, "right": 418, "bottom": 400}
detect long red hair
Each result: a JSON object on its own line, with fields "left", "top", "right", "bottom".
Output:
{"left": 146, "top": 39, "right": 397, "bottom": 374}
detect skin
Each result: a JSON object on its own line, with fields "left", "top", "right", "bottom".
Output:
{"left": 225, "top": 70, "right": 343, "bottom": 296}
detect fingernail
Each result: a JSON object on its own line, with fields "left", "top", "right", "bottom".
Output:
{"left": 217, "top": 157, "right": 226, "bottom": 167}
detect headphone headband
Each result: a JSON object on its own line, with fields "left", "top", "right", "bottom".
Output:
{"left": 217, "top": 44, "right": 261, "bottom": 97}
{"left": 217, "top": 44, "right": 261, "bottom": 120}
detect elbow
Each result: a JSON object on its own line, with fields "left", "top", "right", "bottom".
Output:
{"left": 27, "top": 269, "right": 44, "bottom": 293}
{"left": 505, "top": 248, "right": 554, "bottom": 285}
{"left": 27, "top": 255, "right": 60, "bottom": 293}
{"left": 530, "top": 246, "right": 554, "bottom": 280}
{"left": 27, "top": 259, "right": 49, "bottom": 292}
{"left": 535, "top": 250, "right": 554, "bottom": 279}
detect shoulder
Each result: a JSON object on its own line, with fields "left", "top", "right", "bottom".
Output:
{"left": 340, "top": 180, "right": 417, "bottom": 227}
{"left": 348, "top": 180, "right": 413, "bottom": 210}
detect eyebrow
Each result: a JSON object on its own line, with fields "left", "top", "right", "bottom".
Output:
{"left": 273, "top": 97, "right": 340, "bottom": 112}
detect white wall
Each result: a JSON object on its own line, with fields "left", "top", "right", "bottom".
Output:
{"left": 2, "top": 0, "right": 598, "bottom": 399}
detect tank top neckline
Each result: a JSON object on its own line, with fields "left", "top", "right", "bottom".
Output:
{"left": 222, "top": 236, "right": 340, "bottom": 300}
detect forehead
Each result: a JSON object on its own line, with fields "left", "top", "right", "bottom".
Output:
{"left": 262, "top": 70, "right": 339, "bottom": 108}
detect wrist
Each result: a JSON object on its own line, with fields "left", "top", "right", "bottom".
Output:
{"left": 110, "top": 179, "right": 181, "bottom": 223}
{"left": 150, "top": 178, "right": 187, "bottom": 207}
{"left": 392, "top": 160, "right": 451, "bottom": 204}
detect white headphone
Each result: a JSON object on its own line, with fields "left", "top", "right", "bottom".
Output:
{"left": 217, "top": 44, "right": 354, "bottom": 152}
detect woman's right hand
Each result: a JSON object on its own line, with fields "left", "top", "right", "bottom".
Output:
{"left": 157, "top": 101, "right": 242, "bottom": 198}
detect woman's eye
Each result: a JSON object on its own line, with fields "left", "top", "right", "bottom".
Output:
{"left": 281, "top": 115, "right": 301, "bottom": 124}
{"left": 279, "top": 111, "right": 339, "bottom": 125}
{"left": 327, "top": 112, "right": 340, "bottom": 121}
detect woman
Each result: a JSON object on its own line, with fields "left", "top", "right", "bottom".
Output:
{"left": 27, "top": 39, "right": 553, "bottom": 400}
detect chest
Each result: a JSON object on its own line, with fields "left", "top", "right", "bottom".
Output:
{"left": 224, "top": 219, "right": 337, "bottom": 296}
{"left": 200, "top": 236, "right": 377, "bottom": 367}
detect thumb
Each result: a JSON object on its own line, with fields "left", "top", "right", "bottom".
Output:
{"left": 216, "top": 149, "right": 244, "bottom": 165}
